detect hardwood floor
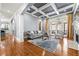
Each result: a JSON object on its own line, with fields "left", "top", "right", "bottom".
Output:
{"left": 0, "top": 34, "right": 79, "bottom": 56}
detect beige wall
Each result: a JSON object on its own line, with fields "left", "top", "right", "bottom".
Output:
{"left": 67, "top": 13, "right": 74, "bottom": 40}
{"left": 45, "top": 18, "right": 48, "bottom": 32}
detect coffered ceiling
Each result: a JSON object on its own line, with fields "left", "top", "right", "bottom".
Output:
{"left": 0, "top": 3, "right": 79, "bottom": 23}
{"left": 22, "top": 3, "right": 75, "bottom": 18}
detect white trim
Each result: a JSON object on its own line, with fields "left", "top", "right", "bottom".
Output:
{"left": 16, "top": 37, "right": 24, "bottom": 42}
{"left": 31, "top": 5, "right": 49, "bottom": 18}
{"left": 38, "top": 15, "right": 44, "bottom": 18}
{"left": 72, "top": 4, "right": 76, "bottom": 12}
{"left": 50, "top": 11, "right": 72, "bottom": 18}
{"left": 39, "top": 3, "right": 50, "bottom": 10}
{"left": 24, "top": 3, "right": 50, "bottom": 18}
{"left": 25, "top": 11, "right": 38, "bottom": 18}
{"left": 10, "top": 3, "right": 28, "bottom": 21}
{"left": 73, "top": 3, "right": 79, "bottom": 15}
{"left": 58, "top": 4, "right": 74, "bottom": 12}
{"left": 31, "top": 11, "right": 37, "bottom": 15}
{"left": 47, "top": 4, "right": 74, "bottom": 15}
{"left": 50, "top": 3, "right": 59, "bottom": 15}
{"left": 23, "top": 3, "right": 74, "bottom": 18}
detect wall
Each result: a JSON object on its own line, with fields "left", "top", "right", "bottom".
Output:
{"left": 68, "top": 40, "right": 79, "bottom": 50}
{"left": 23, "top": 14, "right": 39, "bottom": 32}
{"left": 49, "top": 15, "right": 68, "bottom": 35}
{"left": 14, "top": 14, "right": 24, "bottom": 42}
{"left": 67, "top": 13, "right": 73, "bottom": 40}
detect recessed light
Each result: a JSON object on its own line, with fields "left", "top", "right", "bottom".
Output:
{"left": 7, "top": 10, "right": 10, "bottom": 13}
{"left": 2, "top": 16, "right": 4, "bottom": 18}
{"left": 39, "top": 20, "right": 41, "bottom": 22}
{"left": 27, "top": 8, "right": 31, "bottom": 11}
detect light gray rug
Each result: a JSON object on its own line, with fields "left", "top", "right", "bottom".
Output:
{"left": 29, "top": 39, "right": 58, "bottom": 52}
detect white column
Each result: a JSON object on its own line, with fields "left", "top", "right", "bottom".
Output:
{"left": 14, "top": 14, "right": 24, "bottom": 42}
{"left": 0, "top": 17, "right": 1, "bottom": 41}
{"left": 8, "top": 22, "right": 12, "bottom": 34}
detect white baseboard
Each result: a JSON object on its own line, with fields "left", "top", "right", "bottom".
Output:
{"left": 16, "top": 37, "right": 24, "bottom": 42}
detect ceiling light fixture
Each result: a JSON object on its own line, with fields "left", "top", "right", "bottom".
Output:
{"left": 7, "top": 10, "right": 10, "bottom": 13}
{"left": 27, "top": 7, "right": 31, "bottom": 11}
{"left": 2, "top": 16, "right": 4, "bottom": 18}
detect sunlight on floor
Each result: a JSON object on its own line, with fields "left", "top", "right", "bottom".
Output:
{"left": 12, "top": 36, "right": 15, "bottom": 42}
{"left": 63, "top": 38, "right": 68, "bottom": 55}
{"left": 57, "top": 43, "right": 61, "bottom": 52}
{"left": 0, "top": 42, "right": 5, "bottom": 49}
{"left": 1, "top": 50, "right": 6, "bottom": 56}
{"left": 0, "top": 42, "right": 6, "bottom": 56}
{"left": 42, "top": 49, "right": 45, "bottom": 56}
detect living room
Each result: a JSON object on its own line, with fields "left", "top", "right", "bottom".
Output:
{"left": 0, "top": 3, "right": 79, "bottom": 56}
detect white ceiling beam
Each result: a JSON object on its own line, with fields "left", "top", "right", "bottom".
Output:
{"left": 25, "top": 12, "right": 38, "bottom": 18}
{"left": 47, "top": 11, "right": 55, "bottom": 15}
{"left": 50, "top": 3, "right": 59, "bottom": 15}
{"left": 31, "top": 5, "right": 38, "bottom": 11}
{"left": 39, "top": 15, "right": 44, "bottom": 18}
{"left": 31, "top": 11, "right": 37, "bottom": 15}
{"left": 17, "top": 3, "right": 28, "bottom": 15}
{"left": 22, "top": 3, "right": 38, "bottom": 18}
{"left": 72, "top": 3, "right": 76, "bottom": 12}
{"left": 50, "top": 11, "right": 72, "bottom": 18}
{"left": 39, "top": 3, "right": 50, "bottom": 10}
{"left": 39, "top": 10, "right": 49, "bottom": 17}
{"left": 9, "top": 3, "right": 28, "bottom": 21}
{"left": 58, "top": 4, "right": 74, "bottom": 12}
{"left": 73, "top": 3, "right": 79, "bottom": 15}
{"left": 47, "top": 4, "right": 74, "bottom": 15}
{"left": 31, "top": 4, "right": 50, "bottom": 15}
{"left": 31, "top": 5, "right": 49, "bottom": 18}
